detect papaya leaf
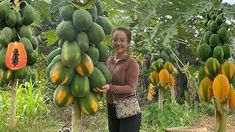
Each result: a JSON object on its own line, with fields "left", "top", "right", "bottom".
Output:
{"left": 71, "top": 0, "right": 96, "bottom": 9}
{"left": 32, "top": 0, "right": 51, "bottom": 22}
{"left": 42, "top": 29, "right": 58, "bottom": 46}
{"left": 49, "top": 0, "right": 66, "bottom": 14}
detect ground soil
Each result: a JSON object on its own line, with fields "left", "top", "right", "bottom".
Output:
{"left": 189, "top": 115, "right": 235, "bottom": 132}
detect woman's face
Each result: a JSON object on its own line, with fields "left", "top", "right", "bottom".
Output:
{"left": 112, "top": 30, "right": 130, "bottom": 55}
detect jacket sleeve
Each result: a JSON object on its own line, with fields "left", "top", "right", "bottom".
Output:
{"left": 109, "top": 59, "right": 139, "bottom": 94}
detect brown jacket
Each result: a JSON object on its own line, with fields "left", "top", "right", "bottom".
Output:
{"left": 106, "top": 55, "right": 139, "bottom": 104}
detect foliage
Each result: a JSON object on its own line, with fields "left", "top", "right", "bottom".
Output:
{"left": 0, "top": 81, "right": 53, "bottom": 131}
{"left": 142, "top": 102, "right": 200, "bottom": 131}
{"left": 42, "top": 29, "right": 58, "bottom": 46}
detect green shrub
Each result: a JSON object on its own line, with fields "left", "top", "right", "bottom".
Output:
{"left": 0, "top": 81, "right": 57, "bottom": 131}
{"left": 141, "top": 102, "right": 200, "bottom": 131}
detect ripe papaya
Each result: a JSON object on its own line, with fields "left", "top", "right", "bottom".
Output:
{"left": 78, "top": 93, "right": 98, "bottom": 115}
{"left": 221, "top": 61, "right": 235, "bottom": 83}
{"left": 199, "top": 77, "right": 213, "bottom": 102}
{"left": 5, "top": 42, "right": 27, "bottom": 70}
{"left": 53, "top": 85, "right": 74, "bottom": 107}
{"left": 212, "top": 74, "right": 230, "bottom": 102}
{"left": 159, "top": 69, "right": 169, "bottom": 87}
{"left": 49, "top": 61, "right": 74, "bottom": 85}
{"left": 75, "top": 53, "right": 94, "bottom": 77}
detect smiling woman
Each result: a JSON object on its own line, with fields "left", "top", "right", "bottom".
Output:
{"left": 94, "top": 27, "right": 142, "bottom": 132}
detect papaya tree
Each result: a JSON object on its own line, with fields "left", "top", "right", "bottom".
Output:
{"left": 197, "top": 1, "right": 235, "bottom": 131}
{"left": 147, "top": 59, "right": 177, "bottom": 110}
{"left": 45, "top": 0, "right": 113, "bottom": 131}
{"left": 0, "top": 0, "right": 40, "bottom": 130}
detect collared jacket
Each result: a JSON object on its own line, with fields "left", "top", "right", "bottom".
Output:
{"left": 106, "top": 55, "right": 139, "bottom": 104}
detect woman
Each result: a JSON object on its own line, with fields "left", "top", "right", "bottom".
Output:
{"left": 95, "top": 27, "right": 141, "bottom": 132}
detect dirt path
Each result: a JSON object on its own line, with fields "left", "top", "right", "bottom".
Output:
{"left": 189, "top": 115, "right": 235, "bottom": 132}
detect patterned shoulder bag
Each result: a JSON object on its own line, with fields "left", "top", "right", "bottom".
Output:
{"left": 115, "top": 94, "right": 141, "bottom": 119}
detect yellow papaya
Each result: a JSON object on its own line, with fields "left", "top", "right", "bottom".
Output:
{"left": 228, "top": 86, "right": 235, "bottom": 109}
{"left": 159, "top": 69, "right": 169, "bottom": 86}
{"left": 199, "top": 77, "right": 213, "bottom": 102}
{"left": 221, "top": 61, "right": 235, "bottom": 83}
{"left": 212, "top": 74, "right": 230, "bottom": 102}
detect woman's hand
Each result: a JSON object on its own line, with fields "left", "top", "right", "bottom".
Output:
{"left": 93, "top": 84, "right": 111, "bottom": 93}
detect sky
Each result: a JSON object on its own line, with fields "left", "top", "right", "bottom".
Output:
{"left": 223, "top": 0, "right": 235, "bottom": 4}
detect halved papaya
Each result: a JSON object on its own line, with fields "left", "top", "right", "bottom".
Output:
{"left": 5, "top": 42, "right": 27, "bottom": 70}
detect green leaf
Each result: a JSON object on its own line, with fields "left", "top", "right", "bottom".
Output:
{"left": 43, "top": 29, "right": 58, "bottom": 46}
{"left": 33, "top": 0, "right": 51, "bottom": 22}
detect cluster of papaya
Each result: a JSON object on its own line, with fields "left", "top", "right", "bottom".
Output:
{"left": 197, "top": 8, "right": 231, "bottom": 63}
{"left": 46, "top": 0, "right": 113, "bottom": 115}
{"left": 0, "top": 0, "right": 38, "bottom": 86}
{"left": 147, "top": 59, "right": 177, "bottom": 101}
{"left": 198, "top": 8, "right": 235, "bottom": 109}
{"left": 198, "top": 59, "right": 235, "bottom": 109}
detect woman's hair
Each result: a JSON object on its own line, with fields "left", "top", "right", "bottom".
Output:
{"left": 111, "top": 27, "right": 132, "bottom": 43}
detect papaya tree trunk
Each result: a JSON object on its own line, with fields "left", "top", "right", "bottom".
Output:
{"left": 9, "top": 79, "right": 18, "bottom": 130}
{"left": 158, "top": 88, "right": 163, "bottom": 110}
{"left": 171, "top": 88, "right": 176, "bottom": 103}
{"left": 72, "top": 102, "right": 82, "bottom": 132}
{"left": 215, "top": 102, "right": 226, "bottom": 132}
